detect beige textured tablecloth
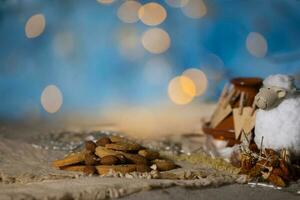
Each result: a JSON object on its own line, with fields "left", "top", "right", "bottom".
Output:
{"left": 0, "top": 103, "right": 248, "bottom": 199}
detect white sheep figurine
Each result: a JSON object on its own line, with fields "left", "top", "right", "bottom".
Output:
{"left": 254, "top": 74, "right": 300, "bottom": 157}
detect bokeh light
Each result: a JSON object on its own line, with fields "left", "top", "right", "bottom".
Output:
{"left": 168, "top": 76, "right": 196, "bottom": 105}
{"left": 143, "top": 57, "right": 172, "bottom": 85}
{"left": 180, "top": 76, "right": 196, "bottom": 97}
{"left": 181, "top": 0, "right": 207, "bottom": 19}
{"left": 117, "top": 1, "right": 141, "bottom": 23}
{"left": 141, "top": 28, "right": 171, "bottom": 54}
{"left": 2, "top": 0, "right": 300, "bottom": 120}
{"left": 41, "top": 85, "right": 63, "bottom": 114}
{"left": 165, "top": 0, "right": 189, "bottom": 8}
{"left": 182, "top": 68, "right": 208, "bottom": 96}
{"left": 96, "top": 0, "right": 114, "bottom": 5}
{"left": 246, "top": 32, "right": 268, "bottom": 58}
{"left": 138, "top": 2, "right": 167, "bottom": 26}
{"left": 25, "top": 14, "right": 46, "bottom": 38}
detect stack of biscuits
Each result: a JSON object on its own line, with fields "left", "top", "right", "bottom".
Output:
{"left": 52, "top": 136, "right": 178, "bottom": 175}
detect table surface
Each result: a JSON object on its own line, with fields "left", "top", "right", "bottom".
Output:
{"left": 0, "top": 103, "right": 299, "bottom": 200}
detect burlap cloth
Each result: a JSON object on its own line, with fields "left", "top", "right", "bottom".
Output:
{"left": 0, "top": 133, "right": 247, "bottom": 200}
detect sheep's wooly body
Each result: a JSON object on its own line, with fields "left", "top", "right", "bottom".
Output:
{"left": 255, "top": 75, "right": 300, "bottom": 154}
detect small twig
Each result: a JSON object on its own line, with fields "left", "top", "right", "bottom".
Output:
{"left": 281, "top": 148, "right": 287, "bottom": 161}
{"left": 260, "top": 136, "right": 264, "bottom": 157}
{"left": 256, "top": 155, "right": 268, "bottom": 161}
{"left": 242, "top": 130, "right": 250, "bottom": 144}
{"left": 239, "top": 92, "right": 245, "bottom": 115}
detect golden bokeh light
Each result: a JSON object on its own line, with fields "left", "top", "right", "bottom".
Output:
{"left": 41, "top": 85, "right": 63, "bottom": 114}
{"left": 246, "top": 32, "right": 268, "bottom": 58}
{"left": 25, "top": 14, "right": 46, "bottom": 38}
{"left": 165, "top": 0, "right": 189, "bottom": 8}
{"left": 96, "top": 0, "right": 114, "bottom": 5}
{"left": 141, "top": 28, "right": 171, "bottom": 54}
{"left": 138, "top": 2, "right": 167, "bottom": 26}
{"left": 117, "top": 1, "right": 142, "bottom": 23}
{"left": 183, "top": 68, "right": 208, "bottom": 96}
{"left": 181, "top": 0, "right": 207, "bottom": 19}
{"left": 180, "top": 75, "right": 196, "bottom": 97}
{"left": 168, "top": 76, "right": 196, "bottom": 105}
{"left": 143, "top": 57, "right": 172, "bottom": 85}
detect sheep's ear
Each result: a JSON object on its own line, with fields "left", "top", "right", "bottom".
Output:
{"left": 277, "top": 89, "right": 287, "bottom": 98}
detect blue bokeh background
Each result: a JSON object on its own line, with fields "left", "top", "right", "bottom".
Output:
{"left": 0, "top": 0, "right": 300, "bottom": 119}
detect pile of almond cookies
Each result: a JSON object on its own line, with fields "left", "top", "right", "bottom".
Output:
{"left": 52, "top": 136, "right": 178, "bottom": 175}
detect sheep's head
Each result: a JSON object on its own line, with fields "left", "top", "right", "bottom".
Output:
{"left": 254, "top": 74, "right": 296, "bottom": 110}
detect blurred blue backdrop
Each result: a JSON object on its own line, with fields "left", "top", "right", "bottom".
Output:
{"left": 0, "top": 0, "right": 300, "bottom": 119}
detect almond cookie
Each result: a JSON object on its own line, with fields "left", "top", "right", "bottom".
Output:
{"left": 95, "top": 147, "right": 147, "bottom": 165}
{"left": 83, "top": 166, "right": 97, "bottom": 175}
{"left": 53, "top": 151, "right": 85, "bottom": 168}
{"left": 85, "top": 153, "right": 99, "bottom": 165}
{"left": 96, "top": 137, "right": 111, "bottom": 147}
{"left": 152, "top": 159, "right": 177, "bottom": 171}
{"left": 109, "top": 136, "right": 127, "bottom": 143}
{"left": 115, "top": 154, "right": 127, "bottom": 164}
{"left": 85, "top": 141, "right": 97, "bottom": 153}
{"left": 105, "top": 142, "right": 142, "bottom": 151}
{"left": 138, "top": 149, "right": 159, "bottom": 160}
{"left": 100, "top": 155, "right": 119, "bottom": 165}
{"left": 123, "top": 153, "right": 148, "bottom": 165}
{"left": 136, "top": 164, "right": 151, "bottom": 172}
{"left": 60, "top": 165, "right": 86, "bottom": 172}
{"left": 95, "top": 146, "right": 119, "bottom": 158}
{"left": 96, "top": 164, "right": 137, "bottom": 175}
